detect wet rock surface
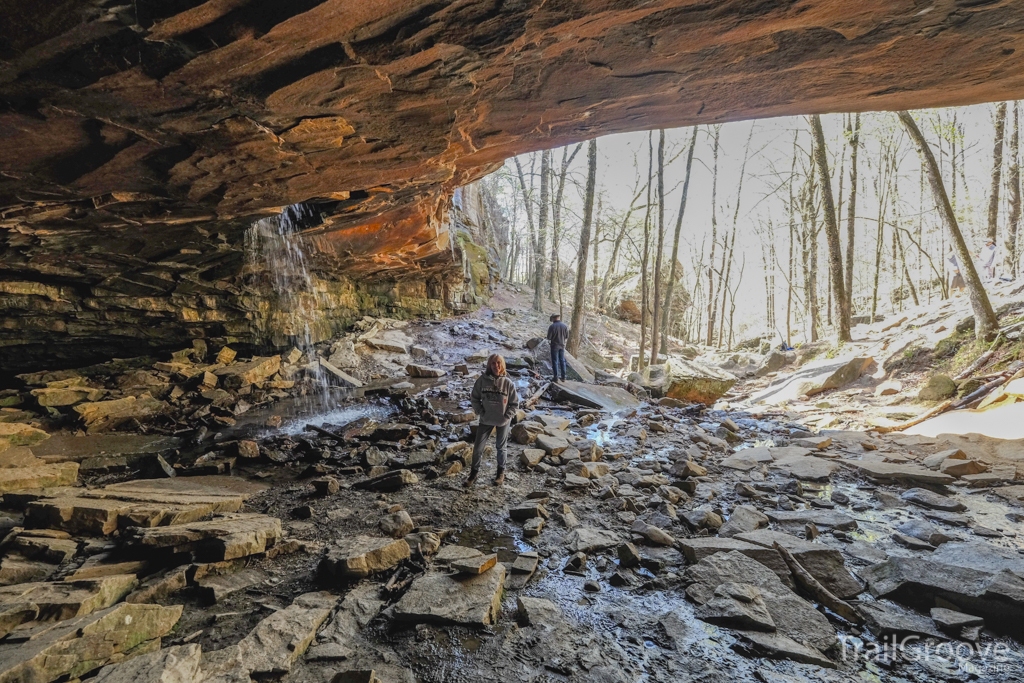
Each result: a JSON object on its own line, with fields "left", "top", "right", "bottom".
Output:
{"left": 0, "top": 298, "right": 1023, "bottom": 682}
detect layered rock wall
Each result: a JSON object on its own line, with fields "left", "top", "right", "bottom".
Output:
{"left": 2, "top": 1, "right": 1024, "bottom": 370}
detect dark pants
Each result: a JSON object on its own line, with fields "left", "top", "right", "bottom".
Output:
{"left": 551, "top": 347, "right": 567, "bottom": 380}
{"left": 471, "top": 423, "right": 509, "bottom": 472}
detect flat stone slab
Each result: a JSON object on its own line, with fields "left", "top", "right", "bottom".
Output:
{"left": 549, "top": 381, "right": 640, "bottom": 412}
{"left": 0, "top": 462, "right": 79, "bottom": 494}
{"left": 765, "top": 509, "right": 858, "bottom": 530}
{"left": 121, "top": 513, "right": 282, "bottom": 562}
{"left": 564, "top": 528, "right": 622, "bottom": 554}
{"left": 900, "top": 488, "right": 965, "bottom": 512}
{"left": 31, "top": 434, "right": 182, "bottom": 463}
{"left": 735, "top": 530, "right": 863, "bottom": 599}
{"left": 846, "top": 460, "right": 955, "bottom": 485}
{"left": 0, "top": 602, "right": 182, "bottom": 682}
{"left": 319, "top": 536, "right": 411, "bottom": 580}
{"left": 92, "top": 644, "right": 201, "bottom": 683}
{"left": 771, "top": 455, "right": 839, "bottom": 481}
{"left": 201, "top": 592, "right": 335, "bottom": 680}
{"left": 393, "top": 564, "right": 506, "bottom": 626}
{"left": 0, "top": 574, "right": 138, "bottom": 635}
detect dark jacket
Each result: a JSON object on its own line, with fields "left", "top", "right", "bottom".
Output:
{"left": 471, "top": 371, "right": 520, "bottom": 427}
{"left": 547, "top": 321, "right": 569, "bottom": 350}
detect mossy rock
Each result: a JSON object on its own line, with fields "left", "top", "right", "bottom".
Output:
{"left": 918, "top": 374, "right": 957, "bottom": 401}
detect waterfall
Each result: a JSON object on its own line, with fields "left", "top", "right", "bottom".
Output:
{"left": 244, "top": 203, "right": 332, "bottom": 402}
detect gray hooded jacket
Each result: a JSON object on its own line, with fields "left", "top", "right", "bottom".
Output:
{"left": 471, "top": 372, "right": 520, "bottom": 427}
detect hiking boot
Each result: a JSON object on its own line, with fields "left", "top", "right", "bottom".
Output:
{"left": 493, "top": 469, "right": 505, "bottom": 486}
{"left": 463, "top": 470, "right": 478, "bottom": 488}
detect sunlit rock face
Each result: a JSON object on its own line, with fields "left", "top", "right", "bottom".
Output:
{"left": 1, "top": 1, "right": 1023, "bottom": 371}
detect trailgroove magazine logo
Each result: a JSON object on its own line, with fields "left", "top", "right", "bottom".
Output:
{"left": 839, "top": 635, "right": 1016, "bottom": 673}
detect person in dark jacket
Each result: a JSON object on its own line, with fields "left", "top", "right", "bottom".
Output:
{"left": 546, "top": 314, "right": 569, "bottom": 382}
{"left": 467, "top": 354, "right": 520, "bottom": 487}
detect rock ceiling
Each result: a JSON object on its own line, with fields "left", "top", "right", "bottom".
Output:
{"left": 3, "top": 1, "right": 1024, "bottom": 248}
{"left": 0, "top": 0, "right": 1023, "bottom": 370}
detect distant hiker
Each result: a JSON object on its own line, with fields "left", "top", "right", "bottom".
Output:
{"left": 466, "top": 354, "right": 520, "bottom": 487}
{"left": 980, "top": 238, "right": 998, "bottom": 280}
{"left": 547, "top": 313, "right": 569, "bottom": 382}
{"left": 947, "top": 250, "right": 966, "bottom": 295}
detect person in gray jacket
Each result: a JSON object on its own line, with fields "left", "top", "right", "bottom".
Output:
{"left": 466, "top": 354, "right": 520, "bottom": 487}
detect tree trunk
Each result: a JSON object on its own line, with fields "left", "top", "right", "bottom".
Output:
{"left": 987, "top": 102, "right": 1008, "bottom": 243}
{"left": 639, "top": 133, "right": 654, "bottom": 372}
{"left": 549, "top": 143, "right": 583, "bottom": 301}
{"left": 650, "top": 130, "right": 667, "bottom": 365}
{"left": 810, "top": 115, "right": 851, "bottom": 342}
{"left": 661, "top": 127, "right": 698, "bottom": 354}
{"left": 592, "top": 197, "right": 602, "bottom": 309}
{"left": 1007, "top": 101, "right": 1021, "bottom": 277}
{"left": 533, "top": 150, "right": 550, "bottom": 311}
{"left": 568, "top": 140, "right": 598, "bottom": 356}
{"left": 705, "top": 126, "right": 721, "bottom": 347}
{"left": 898, "top": 110, "right": 999, "bottom": 340}
{"left": 845, "top": 113, "right": 859, "bottom": 313}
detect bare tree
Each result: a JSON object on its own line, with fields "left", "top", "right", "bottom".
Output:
{"left": 810, "top": 115, "right": 851, "bottom": 342}
{"left": 845, "top": 113, "right": 860, "bottom": 313}
{"left": 705, "top": 126, "right": 721, "bottom": 346}
{"left": 1007, "top": 101, "right": 1021, "bottom": 277}
{"left": 568, "top": 140, "right": 598, "bottom": 355}
{"left": 533, "top": 150, "right": 551, "bottom": 311}
{"left": 898, "top": 110, "right": 998, "bottom": 340}
{"left": 549, "top": 143, "right": 584, "bottom": 300}
{"left": 660, "top": 127, "right": 698, "bottom": 354}
{"left": 987, "top": 102, "right": 1008, "bottom": 242}
{"left": 650, "top": 130, "right": 667, "bottom": 364}
{"left": 639, "top": 133, "right": 654, "bottom": 372}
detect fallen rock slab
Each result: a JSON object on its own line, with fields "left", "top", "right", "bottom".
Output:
{"left": 900, "top": 488, "right": 966, "bottom": 512}
{"left": 0, "top": 602, "right": 182, "bottom": 682}
{"left": 319, "top": 536, "right": 411, "bottom": 580}
{"left": 393, "top": 564, "right": 505, "bottom": 627}
{"left": 846, "top": 460, "right": 955, "bottom": 486}
{"left": 765, "top": 510, "right": 858, "bottom": 531}
{"left": 549, "top": 381, "right": 640, "bottom": 412}
{"left": 735, "top": 530, "right": 863, "bottom": 599}
{"left": 565, "top": 528, "right": 621, "bottom": 554}
{"left": 121, "top": 513, "right": 282, "bottom": 562}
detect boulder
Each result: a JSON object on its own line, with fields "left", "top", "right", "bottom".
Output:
{"left": 319, "top": 536, "right": 411, "bottom": 580}
{"left": 684, "top": 551, "right": 836, "bottom": 654}
{"left": 516, "top": 596, "right": 562, "bottom": 627}
{"left": 0, "top": 462, "right": 79, "bottom": 494}
{"left": 939, "top": 458, "right": 988, "bottom": 477}
{"left": 662, "top": 358, "right": 737, "bottom": 405}
{"left": 0, "top": 422, "right": 50, "bottom": 449}
{"left": 393, "top": 564, "right": 506, "bottom": 626}
{"left": 405, "top": 364, "right": 446, "bottom": 378}
{"left": 735, "top": 530, "right": 863, "bottom": 599}
{"left": 530, "top": 340, "right": 594, "bottom": 382}
{"left": 565, "top": 528, "right": 621, "bottom": 554}
{"left": 755, "top": 350, "right": 791, "bottom": 377}
{"left": 718, "top": 505, "right": 769, "bottom": 538}
{"left": 918, "top": 374, "right": 957, "bottom": 401}
{"left": 74, "top": 395, "right": 167, "bottom": 431}
{"left": 31, "top": 386, "right": 105, "bottom": 407}
{"left": 751, "top": 356, "right": 874, "bottom": 404}
{"left": 380, "top": 511, "right": 414, "bottom": 538}
{"left": 535, "top": 434, "right": 569, "bottom": 455}
{"left": 214, "top": 355, "right": 281, "bottom": 389}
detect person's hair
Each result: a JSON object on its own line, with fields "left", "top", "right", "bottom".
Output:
{"left": 487, "top": 354, "right": 507, "bottom": 377}
{"left": 550, "top": 314, "right": 560, "bottom": 321}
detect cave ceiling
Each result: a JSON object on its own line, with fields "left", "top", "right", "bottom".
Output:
{"left": 1, "top": 0, "right": 1023, "bottom": 272}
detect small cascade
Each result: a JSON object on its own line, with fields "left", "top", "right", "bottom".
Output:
{"left": 245, "top": 203, "right": 334, "bottom": 407}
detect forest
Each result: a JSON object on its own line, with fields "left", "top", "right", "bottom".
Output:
{"left": 473, "top": 104, "right": 1020, "bottom": 364}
